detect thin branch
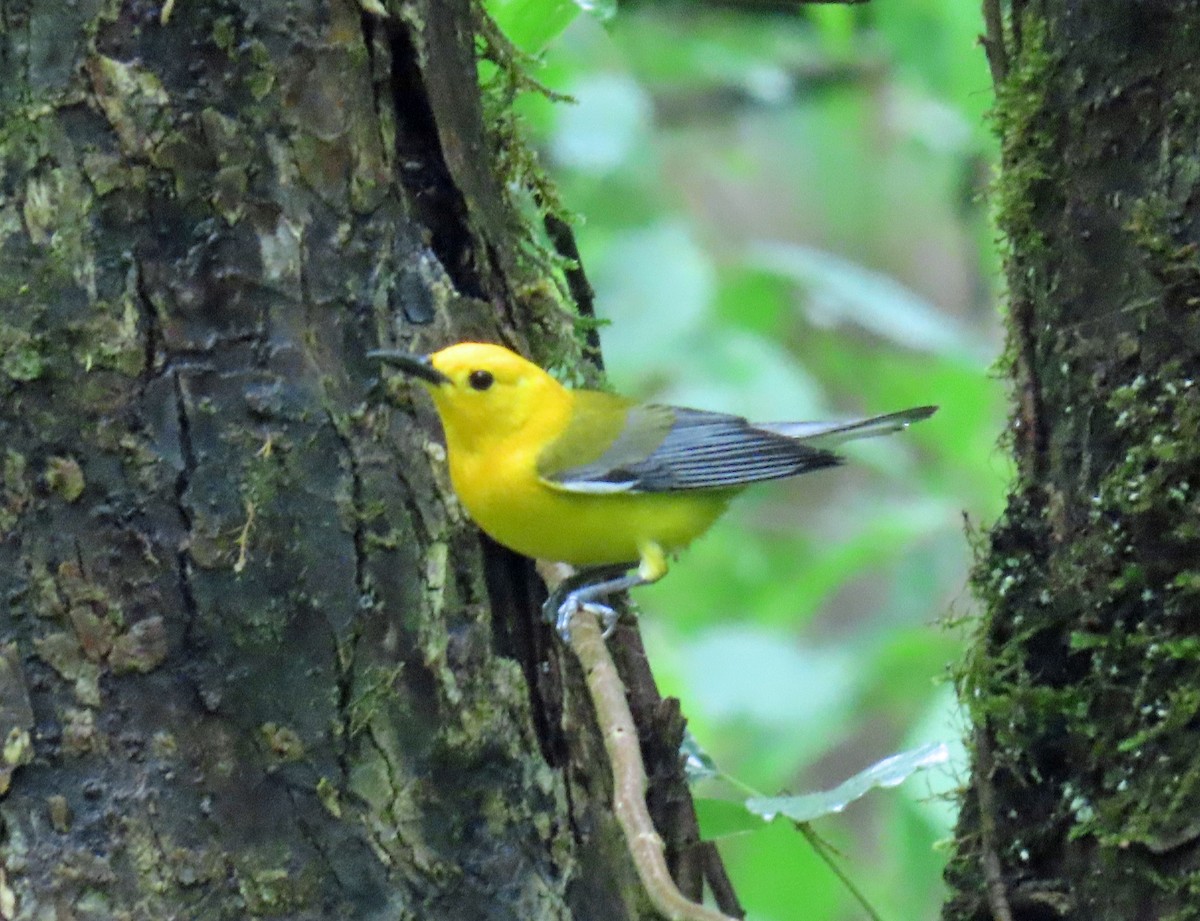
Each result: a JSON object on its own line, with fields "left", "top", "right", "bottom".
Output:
{"left": 541, "top": 209, "right": 604, "bottom": 371}
{"left": 795, "top": 825, "right": 885, "bottom": 921}
{"left": 1010, "top": 0, "right": 1025, "bottom": 51}
{"left": 569, "top": 606, "right": 738, "bottom": 921}
{"left": 980, "top": 0, "right": 1009, "bottom": 86}
{"left": 699, "top": 842, "right": 742, "bottom": 918}
{"left": 973, "top": 725, "right": 1016, "bottom": 921}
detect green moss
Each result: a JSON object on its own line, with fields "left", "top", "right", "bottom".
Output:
{"left": 957, "top": 364, "right": 1200, "bottom": 912}
{"left": 212, "top": 16, "right": 237, "bottom": 54}
{"left": 45, "top": 455, "right": 85, "bottom": 502}
{"left": 473, "top": 16, "right": 595, "bottom": 372}
{"left": 259, "top": 722, "right": 305, "bottom": 763}
{"left": 86, "top": 56, "right": 171, "bottom": 158}
{"left": 316, "top": 776, "right": 342, "bottom": 818}
{"left": 17, "top": 154, "right": 98, "bottom": 313}
{"left": 1, "top": 726, "right": 34, "bottom": 795}
{"left": 111, "top": 817, "right": 238, "bottom": 911}
{"left": 0, "top": 449, "right": 30, "bottom": 536}
{"left": 77, "top": 293, "right": 145, "bottom": 377}
{"left": 0, "top": 323, "right": 46, "bottom": 383}
{"left": 246, "top": 40, "right": 277, "bottom": 101}
{"left": 985, "top": 15, "right": 1060, "bottom": 388}
{"left": 241, "top": 433, "right": 291, "bottom": 509}
{"left": 119, "top": 432, "right": 164, "bottom": 493}
{"left": 1128, "top": 194, "right": 1200, "bottom": 336}
{"left": 955, "top": 26, "right": 1200, "bottom": 888}
{"left": 347, "top": 663, "right": 406, "bottom": 738}
{"left": 989, "top": 16, "right": 1058, "bottom": 257}
{"left": 77, "top": 145, "right": 139, "bottom": 197}
{"left": 238, "top": 866, "right": 301, "bottom": 915}
{"left": 217, "top": 432, "right": 297, "bottom": 589}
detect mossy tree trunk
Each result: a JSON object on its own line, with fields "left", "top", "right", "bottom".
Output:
{"left": 945, "top": 4, "right": 1200, "bottom": 919}
{"left": 0, "top": 2, "right": 717, "bottom": 918}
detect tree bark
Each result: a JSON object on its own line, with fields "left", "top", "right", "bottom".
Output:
{"left": 945, "top": 3, "right": 1200, "bottom": 919}
{"left": 0, "top": 1, "right": 717, "bottom": 918}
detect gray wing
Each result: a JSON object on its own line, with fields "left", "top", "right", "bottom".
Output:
{"left": 543, "top": 405, "right": 843, "bottom": 494}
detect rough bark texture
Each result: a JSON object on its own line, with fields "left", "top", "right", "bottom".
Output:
{"left": 945, "top": 3, "right": 1200, "bottom": 920}
{"left": 0, "top": 1, "right": 714, "bottom": 918}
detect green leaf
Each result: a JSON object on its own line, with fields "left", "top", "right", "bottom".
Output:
{"left": 746, "top": 741, "right": 950, "bottom": 823}
{"left": 695, "top": 796, "right": 763, "bottom": 839}
{"left": 485, "top": 0, "right": 586, "bottom": 54}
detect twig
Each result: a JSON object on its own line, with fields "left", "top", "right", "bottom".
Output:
{"left": 541, "top": 210, "right": 604, "bottom": 371}
{"left": 570, "top": 606, "right": 737, "bottom": 921}
{"left": 1010, "top": 0, "right": 1025, "bottom": 51}
{"left": 699, "top": 841, "right": 742, "bottom": 918}
{"left": 795, "top": 825, "right": 885, "bottom": 921}
{"left": 980, "top": 0, "right": 1009, "bottom": 86}
{"left": 973, "top": 725, "right": 1016, "bottom": 921}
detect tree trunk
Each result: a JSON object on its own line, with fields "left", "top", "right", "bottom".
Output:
{"left": 946, "top": 3, "right": 1200, "bottom": 919}
{"left": 0, "top": 2, "right": 716, "bottom": 918}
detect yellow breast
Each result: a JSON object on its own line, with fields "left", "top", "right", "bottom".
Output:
{"left": 446, "top": 431, "right": 732, "bottom": 567}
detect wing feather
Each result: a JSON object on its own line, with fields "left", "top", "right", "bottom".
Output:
{"left": 758, "top": 405, "right": 936, "bottom": 444}
{"left": 539, "top": 403, "right": 841, "bottom": 494}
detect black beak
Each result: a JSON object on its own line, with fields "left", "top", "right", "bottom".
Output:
{"left": 368, "top": 350, "right": 451, "bottom": 386}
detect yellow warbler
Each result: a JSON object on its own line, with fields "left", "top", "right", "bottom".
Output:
{"left": 372, "top": 342, "right": 935, "bottom": 635}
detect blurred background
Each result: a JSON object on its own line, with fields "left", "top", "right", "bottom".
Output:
{"left": 488, "top": 2, "right": 1008, "bottom": 918}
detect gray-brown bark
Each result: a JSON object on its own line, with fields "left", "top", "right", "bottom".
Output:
{"left": 0, "top": 1, "right": 720, "bottom": 918}
{"left": 945, "top": 3, "right": 1200, "bottom": 919}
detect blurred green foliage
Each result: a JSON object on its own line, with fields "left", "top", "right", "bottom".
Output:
{"left": 486, "top": 1, "right": 1007, "bottom": 918}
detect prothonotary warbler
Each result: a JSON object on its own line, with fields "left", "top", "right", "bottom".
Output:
{"left": 371, "top": 342, "right": 935, "bottom": 637}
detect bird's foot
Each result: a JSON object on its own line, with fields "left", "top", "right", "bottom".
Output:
{"left": 542, "top": 565, "right": 633, "bottom": 642}
{"left": 553, "top": 594, "right": 620, "bottom": 642}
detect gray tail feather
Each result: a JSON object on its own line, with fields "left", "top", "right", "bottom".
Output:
{"left": 757, "top": 405, "right": 937, "bottom": 446}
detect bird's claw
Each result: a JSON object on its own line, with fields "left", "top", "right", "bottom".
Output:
{"left": 543, "top": 565, "right": 636, "bottom": 642}
{"left": 594, "top": 603, "right": 620, "bottom": 638}
{"left": 551, "top": 594, "right": 619, "bottom": 642}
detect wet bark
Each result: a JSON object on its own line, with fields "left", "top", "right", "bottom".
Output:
{"left": 0, "top": 1, "right": 718, "bottom": 918}
{"left": 945, "top": 3, "right": 1200, "bottom": 920}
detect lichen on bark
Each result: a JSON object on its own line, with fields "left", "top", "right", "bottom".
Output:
{"left": 0, "top": 0, "right": 685, "bottom": 918}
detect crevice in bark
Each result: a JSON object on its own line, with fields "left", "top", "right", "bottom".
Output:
{"left": 133, "top": 256, "right": 161, "bottom": 385}
{"left": 1010, "top": 299, "right": 1048, "bottom": 480}
{"left": 388, "top": 450, "right": 436, "bottom": 549}
{"left": 171, "top": 369, "right": 200, "bottom": 653}
{"left": 481, "top": 537, "right": 565, "bottom": 768}
{"left": 383, "top": 17, "right": 482, "bottom": 300}
{"left": 325, "top": 408, "right": 368, "bottom": 790}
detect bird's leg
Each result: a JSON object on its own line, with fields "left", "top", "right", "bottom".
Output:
{"left": 549, "top": 543, "right": 669, "bottom": 641}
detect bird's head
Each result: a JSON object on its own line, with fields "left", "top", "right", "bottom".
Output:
{"left": 371, "top": 342, "right": 566, "bottom": 451}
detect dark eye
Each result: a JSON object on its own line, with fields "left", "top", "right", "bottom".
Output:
{"left": 468, "top": 369, "right": 494, "bottom": 391}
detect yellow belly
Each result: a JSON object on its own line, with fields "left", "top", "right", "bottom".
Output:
{"left": 449, "top": 453, "right": 735, "bottom": 567}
